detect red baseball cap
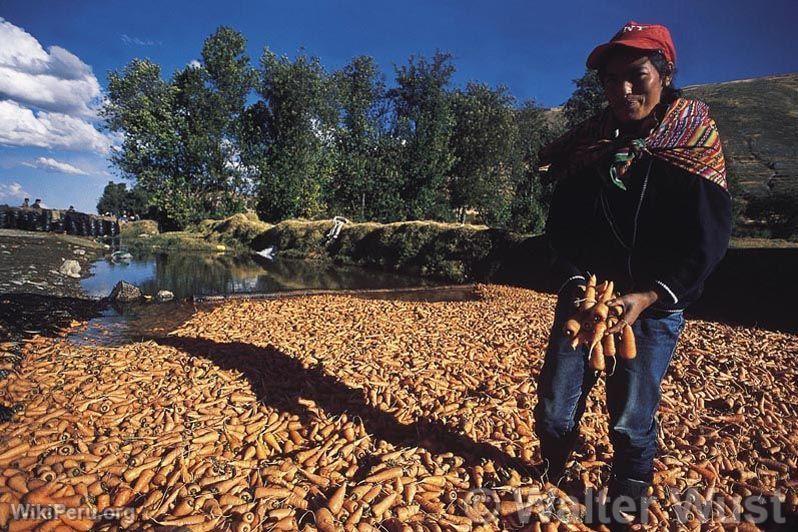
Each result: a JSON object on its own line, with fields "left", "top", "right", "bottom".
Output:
{"left": 586, "top": 21, "right": 676, "bottom": 69}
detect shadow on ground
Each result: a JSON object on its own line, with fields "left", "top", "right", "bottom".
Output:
{"left": 153, "top": 335, "right": 536, "bottom": 483}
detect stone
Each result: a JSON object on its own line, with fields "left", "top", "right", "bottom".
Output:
{"left": 155, "top": 290, "right": 174, "bottom": 302}
{"left": 111, "top": 251, "right": 133, "bottom": 263}
{"left": 109, "top": 281, "right": 142, "bottom": 303}
{"left": 73, "top": 248, "right": 86, "bottom": 256}
{"left": 59, "top": 259, "right": 81, "bottom": 278}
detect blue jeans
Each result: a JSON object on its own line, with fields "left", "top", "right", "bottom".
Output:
{"left": 534, "top": 294, "right": 685, "bottom": 485}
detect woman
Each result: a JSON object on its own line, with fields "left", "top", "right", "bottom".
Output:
{"left": 533, "top": 21, "right": 732, "bottom": 525}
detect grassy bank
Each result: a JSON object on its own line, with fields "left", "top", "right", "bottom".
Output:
{"left": 251, "top": 219, "right": 535, "bottom": 283}
{"left": 120, "top": 214, "right": 271, "bottom": 255}
{"left": 124, "top": 214, "right": 542, "bottom": 284}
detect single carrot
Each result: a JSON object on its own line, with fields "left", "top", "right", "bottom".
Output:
{"left": 602, "top": 330, "right": 616, "bottom": 357}
{"left": 315, "top": 507, "right": 336, "bottom": 532}
{"left": 590, "top": 339, "right": 605, "bottom": 371}
{"left": 562, "top": 317, "right": 581, "bottom": 338}
{"left": 580, "top": 275, "right": 597, "bottom": 311}
{"left": 589, "top": 321, "right": 607, "bottom": 353}
{"left": 619, "top": 324, "right": 637, "bottom": 359}
{"left": 0, "top": 442, "right": 30, "bottom": 462}
{"left": 363, "top": 466, "right": 403, "bottom": 483}
{"left": 371, "top": 492, "right": 398, "bottom": 517}
{"left": 327, "top": 482, "right": 346, "bottom": 515}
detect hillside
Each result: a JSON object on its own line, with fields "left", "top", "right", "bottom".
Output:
{"left": 683, "top": 73, "right": 798, "bottom": 199}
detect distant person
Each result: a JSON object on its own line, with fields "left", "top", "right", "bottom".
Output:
{"left": 32, "top": 199, "right": 42, "bottom": 209}
{"left": 534, "top": 21, "right": 732, "bottom": 527}
{"left": 68, "top": 205, "right": 75, "bottom": 211}
{"left": 21, "top": 198, "right": 29, "bottom": 208}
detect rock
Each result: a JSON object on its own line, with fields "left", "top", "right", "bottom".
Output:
{"left": 256, "top": 246, "right": 275, "bottom": 260}
{"left": 109, "top": 281, "right": 142, "bottom": 303}
{"left": 59, "top": 259, "right": 81, "bottom": 278}
{"left": 73, "top": 248, "right": 86, "bottom": 256}
{"left": 155, "top": 290, "right": 174, "bottom": 302}
{"left": 111, "top": 251, "right": 133, "bottom": 263}
{"left": 139, "top": 233, "right": 151, "bottom": 239}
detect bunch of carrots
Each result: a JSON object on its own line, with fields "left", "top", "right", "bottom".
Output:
{"left": 562, "top": 275, "right": 636, "bottom": 371}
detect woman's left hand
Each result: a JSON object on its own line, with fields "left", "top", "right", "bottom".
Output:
{"left": 606, "top": 290, "right": 660, "bottom": 334}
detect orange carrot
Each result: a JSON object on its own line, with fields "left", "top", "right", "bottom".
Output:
{"left": 619, "top": 324, "right": 637, "bottom": 359}
{"left": 327, "top": 482, "right": 346, "bottom": 515}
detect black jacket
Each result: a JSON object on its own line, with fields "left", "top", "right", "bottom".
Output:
{"left": 545, "top": 154, "right": 733, "bottom": 311}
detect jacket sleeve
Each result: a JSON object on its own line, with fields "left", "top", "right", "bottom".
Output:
{"left": 650, "top": 173, "right": 733, "bottom": 305}
{"left": 545, "top": 176, "right": 588, "bottom": 295}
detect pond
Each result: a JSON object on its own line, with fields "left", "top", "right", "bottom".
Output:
{"left": 81, "top": 252, "right": 436, "bottom": 300}
{"left": 71, "top": 251, "right": 476, "bottom": 347}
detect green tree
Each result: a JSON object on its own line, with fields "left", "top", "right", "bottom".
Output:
{"left": 102, "top": 27, "right": 255, "bottom": 229}
{"left": 449, "top": 83, "right": 516, "bottom": 226}
{"left": 96, "top": 181, "right": 149, "bottom": 217}
{"left": 562, "top": 69, "right": 606, "bottom": 128}
{"left": 102, "top": 59, "right": 190, "bottom": 228}
{"left": 331, "top": 56, "right": 388, "bottom": 220}
{"left": 248, "top": 49, "right": 338, "bottom": 222}
{"left": 97, "top": 181, "right": 129, "bottom": 216}
{"left": 389, "top": 52, "right": 457, "bottom": 220}
{"left": 200, "top": 26, "right": 258, "bottom": 210}
{"left": 509, "top": 101, "right": 556, "bottom": 233}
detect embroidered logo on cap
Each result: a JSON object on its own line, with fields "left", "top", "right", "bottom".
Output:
{"left": 621, "top": 23, "right": 648, "bottom": 33}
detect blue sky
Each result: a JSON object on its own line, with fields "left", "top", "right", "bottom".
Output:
{"left": 1, "top": 0, "right": 796, "bottom": 213}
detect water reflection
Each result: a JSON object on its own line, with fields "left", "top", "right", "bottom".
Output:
{"left": 81, "top": 252, "right": 434, "bottom": 300}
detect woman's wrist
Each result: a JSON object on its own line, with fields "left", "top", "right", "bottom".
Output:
{"left": 638, "top": 289, "right": 660, "bottom": 307}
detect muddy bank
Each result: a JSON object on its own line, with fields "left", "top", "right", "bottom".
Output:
{"left": 0, "top": 229, "right": 105, "bottom": 341}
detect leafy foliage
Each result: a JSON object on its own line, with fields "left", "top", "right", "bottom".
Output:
{"left": 562, "top": 69, "right": 606, "bottom": 128}
{"left": 388, "top": 52, "right": 457, "bottom": 221}
{"left": 103, "top": 28, "right": 557, "bottom": 232}
{"left": 248, "top": 50, "right": 338, "bottom": 222}
{"left": 449, "top": 83, "right": 516, "bottom": 226}
{"left": 96, "top": 181, "right": 148, "bottom": 217}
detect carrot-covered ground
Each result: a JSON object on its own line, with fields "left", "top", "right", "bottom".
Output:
{"left": 1, "top": 285, "right": 796, "bottom": 531}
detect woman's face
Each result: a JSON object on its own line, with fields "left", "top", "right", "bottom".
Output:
{"left": 600, "top": 49, "right": 671, "bottom": 123}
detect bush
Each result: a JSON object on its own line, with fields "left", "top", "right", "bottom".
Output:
{"left": 196, "top": 212, "right": 272, "bottom": 248}
{"left": 119, "top": 219, "right": 159, "bottom": 239}
{"left": 250, "top": 219, "right": 533, "bottom": 283}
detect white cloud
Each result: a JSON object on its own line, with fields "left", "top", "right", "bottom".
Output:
{"left": 0, "top": 18, "right": 114, "bottom": 157}
{"left": 0, "top": 18, "right": 102, "bottom": 118}
{"left": 0, "top": 99, "right": 110, "bottom": 153}
{"left": 188, "top": 59, "right": 202, "bottom": 69}
{"left": 22, "top": 156, "right": 88, "bottom": 175}
{"left": 0, "top": 181, "right": 29, "bottom": 201}
{"left": 121, "top": 34, "right": 161, "bottom": 47}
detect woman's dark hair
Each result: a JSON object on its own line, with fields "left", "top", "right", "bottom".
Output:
{"left": 648, "top": 50, "right": 682, "bottom": 103}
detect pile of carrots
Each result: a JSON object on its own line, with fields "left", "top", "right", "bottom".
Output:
{"left": 0, "top": 285, "right": 796, "bottom": 530}
{"left": 561, "top": 275, "right": 636, "bottom": 371}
